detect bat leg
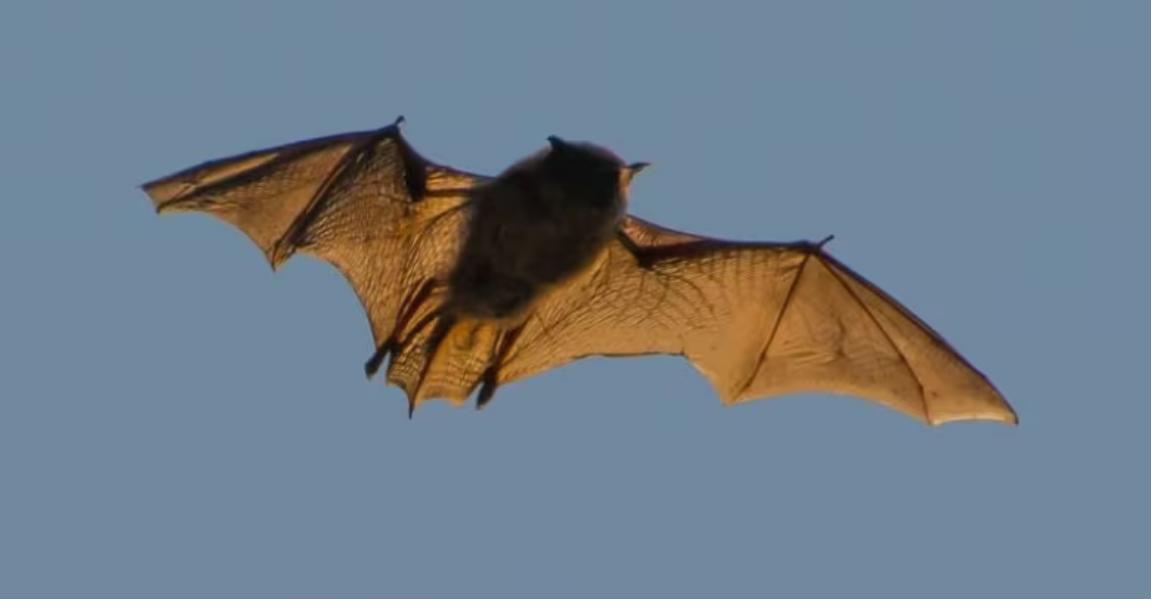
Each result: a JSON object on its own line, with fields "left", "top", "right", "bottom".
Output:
{"left": 422, "top": 313, "right": 457, "bottom": 357}
{"left": 475, "top": 325, "right": 523, "bottom": 409}
{"left": 365, "top": 279, "right": 440, "bottom": 379}
{"left": 364, "top": 341, "right": 397, "bottom": 379}
{"left": 390, "top": 309, "right": 442, "bottom": 368}
{"left": 408, "top": 313, "right": 457, "bottom": 418}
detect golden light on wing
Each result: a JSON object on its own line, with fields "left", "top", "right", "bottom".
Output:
{"left": 143, "top": 131, "right": 365, "bottom": 261}
{"left": 491, "top": 217, "right": 1015, "bottom": 425}
{"left": 142, "top": 122, "right": 484, "bottom": 361}
{"left": 143, "top": 123, "right": 1014, "bottom": 425}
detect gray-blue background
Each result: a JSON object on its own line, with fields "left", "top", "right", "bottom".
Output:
{"left": 0, "top": 0, "right": 1146, "bottom": 598}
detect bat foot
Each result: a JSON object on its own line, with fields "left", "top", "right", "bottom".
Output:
{"left": 364, "top": 340, "right": 398, "bottom": 379}
{"left": 474, "top": 326, "right": 521, "bottom": 409}
{"left": 475, "top": 372, "right": 499, "bottom": 409}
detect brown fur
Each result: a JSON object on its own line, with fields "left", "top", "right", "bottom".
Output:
{"left": 446, "top": 138, "right": 631, "bottom": 321}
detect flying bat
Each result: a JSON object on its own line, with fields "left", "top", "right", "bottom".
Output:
{"left": 141, "top": 116, "right": 1017, "bottom": 426}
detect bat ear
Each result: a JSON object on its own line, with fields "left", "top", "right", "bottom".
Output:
{"left": 619, "top": 161, "right": 651, "bottom": 193}
{"left": 622, "top": 161, "right": 652, "bottom": 185}
{"left": 627, "top": 161, "right": 651, "bottom": 176}
{"left": 547, "top": 135, "right": 568, "bottom": 152}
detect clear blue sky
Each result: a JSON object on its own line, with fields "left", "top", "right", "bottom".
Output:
{"left": 0, "top": 0, "right": 1146, "bottom": 598}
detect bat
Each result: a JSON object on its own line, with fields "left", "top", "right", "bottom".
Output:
{"left": 142, "top": 116, "right": 1017, "bottom": 426}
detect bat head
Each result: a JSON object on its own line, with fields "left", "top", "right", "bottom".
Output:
{"left": 544, "top": 136, "right": 651, "bottom": 203}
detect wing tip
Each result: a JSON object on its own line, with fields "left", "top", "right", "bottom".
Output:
{"left": 926, "top": 405, "right": 1020, "bottom": 427}
{"left": 139, "top": 177, "right": 184, "bottom": 214}
{"left": 139, "top": 180, "right": 162, "bottom": 206}
{"left": 723, "top": 383, "right": 1021, "bottom": 427}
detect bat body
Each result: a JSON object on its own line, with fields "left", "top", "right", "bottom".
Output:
{"left": 445, "top": 137, "right": 640, "bottom": 323}
{"left": 142, "top": 117, "right": 1017, "bottom": 426}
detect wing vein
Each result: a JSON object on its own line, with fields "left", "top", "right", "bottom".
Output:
{"left": 269, "top": 130, "right": 386, "bottom": 266}
{"left": 735, "top": 249, "right": 812, "bottom": 401}
{"left": 817, "top": 255, "right": 930, "bottom": 424}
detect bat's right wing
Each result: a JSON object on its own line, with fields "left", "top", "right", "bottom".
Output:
{"left": 142, "top": 119, "right": 487, "bottom": 368}
{"left": 494, "top": 216, "right": 1016, "bottom": 426}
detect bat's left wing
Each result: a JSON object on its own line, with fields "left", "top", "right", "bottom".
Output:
{"left": 489, "top": 216, "right": 1016, "bottom": 426}
{"left": 142, "top": 119, "right": 487, "bottom": 375}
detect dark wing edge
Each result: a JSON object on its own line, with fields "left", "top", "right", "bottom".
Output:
{"left": 493, "top": 216, "right": 1016, "bottom": 426}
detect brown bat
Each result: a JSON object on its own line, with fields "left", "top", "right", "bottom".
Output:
{"left": 142, "top": 117, "right": 1017, "bottom": 426}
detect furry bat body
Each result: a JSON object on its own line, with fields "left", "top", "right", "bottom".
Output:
{"left": 142, "top": 117, "right": 1017, "bottom": 426}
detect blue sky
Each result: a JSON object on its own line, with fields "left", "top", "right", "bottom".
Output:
{"left": 0, "top": 0, "right": 1146, "bottom": 598}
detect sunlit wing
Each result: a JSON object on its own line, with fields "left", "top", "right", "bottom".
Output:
{"left": 492, "top": 216, "right": 1016, "bottom": 425}
{"left": 141, "top": 120, "right": 486, "bottom": 355}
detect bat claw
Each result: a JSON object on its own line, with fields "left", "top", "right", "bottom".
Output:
{"left": 364, "top": 340, "right": 398, "bottom": 379}
{"left": 815, "top": 234, "right": 836, "bottom": 250}
{"left": 364, "top": 356, "right": 381, "bottom": 379}
{"left": 476, "top": 373, "right": 499, "bottom": 409}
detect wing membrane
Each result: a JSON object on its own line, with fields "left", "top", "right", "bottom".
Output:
{"left": 493, "top": 217, "right": 1015, "bottom": 425}
{"left": 142, "top": 121, "right": 485, "bottom": 355}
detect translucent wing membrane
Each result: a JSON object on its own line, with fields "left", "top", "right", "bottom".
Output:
{"left": 144, "top": 126, "right": 1014, "bottom": 425}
